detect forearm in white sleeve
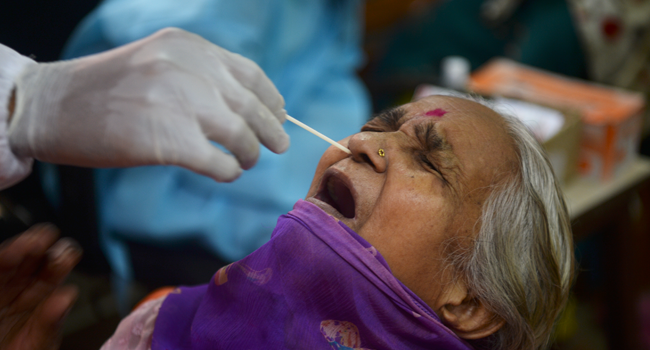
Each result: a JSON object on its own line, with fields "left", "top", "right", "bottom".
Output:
{"left": 0, "top": 44, "right": 35, "bottom": 190}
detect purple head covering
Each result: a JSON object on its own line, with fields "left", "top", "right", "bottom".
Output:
{"left": 152, "top": 200, "right": 474, "bottom": 349}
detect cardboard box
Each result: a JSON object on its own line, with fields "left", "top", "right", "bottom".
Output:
{"left": 544, "top": 111, "right": 582, "bottom": 185}
{"left": 469, "top": 58, "right": 645, "bottom": 182}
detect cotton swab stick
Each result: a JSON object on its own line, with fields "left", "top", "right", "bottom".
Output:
{"left": 285, "top": 115, "right": 351, "bottom": 154}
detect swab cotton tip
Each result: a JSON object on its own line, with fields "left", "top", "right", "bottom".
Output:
{"left": 285, "top": 115, "right": 351, "bottom": 154}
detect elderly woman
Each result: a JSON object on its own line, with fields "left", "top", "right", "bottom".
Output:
{"left": 0, "top": 95, "right": 573, "bottom": 350}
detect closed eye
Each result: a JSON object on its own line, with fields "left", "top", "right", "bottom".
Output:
{"left": 420, "top": 154, "right": 439, "bottom": 172}
{"left": 419, "top": 153, "right": 447, "bottom": 183}
{"left": 414, "top": 123, "right": 451, "bottom": 184}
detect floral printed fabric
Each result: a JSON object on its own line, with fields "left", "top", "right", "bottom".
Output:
{"left": 101, "top": 297, "right": 164, "bottom": 350}
{"left": 151, "top": 200, "right": 473, "bottom": 350}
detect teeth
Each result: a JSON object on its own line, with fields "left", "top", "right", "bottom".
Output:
{"left": 328, "top": 179, "right": 338, "bottom": 202}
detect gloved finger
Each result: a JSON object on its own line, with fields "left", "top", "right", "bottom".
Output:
{"left": 176, "top": 139, "right": 244, "bottom": 182}
{"left": 146, "top": 28, "right": 284, "bottom": 121}
{"left": 152, "top": 31, "right": 289, "bottom": 155}
{"left": 196, "top": 95, "right": 261, "bottom": 170}
{"left": 216, "top": 48, "right": 286, "bottom": 122}
{"left": 214, "top": 73, "right": 290, "bottom": 155}
{"left": 0, "top": 225, "right": 59, "bottom": 305}
{"left": 10, "top": 239, "right": 81, "bottom": 315}
{"left": 141, "top": 68, "right": 263, "bottom": 170}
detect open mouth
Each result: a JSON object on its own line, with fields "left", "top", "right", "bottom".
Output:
{"left": 315, "top": 173, "right": 356, "bottom": 219}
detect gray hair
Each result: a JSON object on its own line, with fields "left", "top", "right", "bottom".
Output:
{"left": 446, "top": 95, "right": 575, "bottom": 350}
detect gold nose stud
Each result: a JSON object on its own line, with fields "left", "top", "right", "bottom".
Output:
{"left": 378, "top": 149, "right": 385, "bottom": 157}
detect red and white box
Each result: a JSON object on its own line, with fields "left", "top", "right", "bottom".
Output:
{"left": 468, "top": 58, "right": 645, "bottom": 182}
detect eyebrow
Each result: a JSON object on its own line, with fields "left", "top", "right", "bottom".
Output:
{"left": 367, "top": 106, "right": 453, "bottom": 154}
{"left": 364, "top": 107, "right": 455, "bottom": 159}
{"left": 364, "top": 107, "right": 407, "bottom": 131}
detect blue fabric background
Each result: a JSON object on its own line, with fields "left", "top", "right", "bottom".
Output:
{"left": 61, "top": 0, "right": 370, "bottom": 295}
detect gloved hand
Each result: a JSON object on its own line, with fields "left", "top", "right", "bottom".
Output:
{"left": 7, "top": 28, "right": 289, "bottom": 182}
{"left": 0, "top": 45, "right": 34, "bottom": 189}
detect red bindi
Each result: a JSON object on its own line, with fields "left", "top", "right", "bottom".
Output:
{"left": 425, "top": 108, "right": 448, "bottom": 117}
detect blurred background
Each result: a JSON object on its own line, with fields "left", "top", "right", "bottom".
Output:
{"left": 1, "top": 0, "right": 650, "bottom": 349}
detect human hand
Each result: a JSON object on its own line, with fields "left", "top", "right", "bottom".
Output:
{"left": 0, "top": 224, "right": 81, "bottom": 350}
{"left": 8, "top": 27, "right": 289, "bottom": 182}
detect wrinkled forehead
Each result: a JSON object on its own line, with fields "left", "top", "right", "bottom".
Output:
{"left": 407, "top": 95, "right": 517, "bottom": 188}
{"left": 406, "top": 95, "right": 502, "bottom": 122}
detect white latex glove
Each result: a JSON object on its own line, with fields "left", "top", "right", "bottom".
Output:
{"left": 0, "top": 45, "right": 34, "bottom": 189}
{"left": 7, "top": 28, "right": 289, "bottom": 182}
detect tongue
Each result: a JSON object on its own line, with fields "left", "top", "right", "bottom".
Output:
{"left": 330, "top": 178, "right": 355, "bottom": 218}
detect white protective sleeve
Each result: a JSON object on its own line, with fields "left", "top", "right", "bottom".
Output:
{"left": 0, "top": 44, "right": 35, "bottom": 190}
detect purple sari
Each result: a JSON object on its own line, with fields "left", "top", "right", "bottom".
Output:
{"left": 151, "top": 200, "right": 473, "bottom": 349}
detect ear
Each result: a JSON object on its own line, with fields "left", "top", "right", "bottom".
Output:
{"left": 437, "top": 282, "right": 505, "bottom": 340}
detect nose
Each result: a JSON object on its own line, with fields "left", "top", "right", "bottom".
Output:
{"left": 347, "top": 132, "right": 387, "bottom": 173}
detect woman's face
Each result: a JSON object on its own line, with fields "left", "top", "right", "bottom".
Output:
{"left": 306, "top": 95, "right": 517, "bottom": 311}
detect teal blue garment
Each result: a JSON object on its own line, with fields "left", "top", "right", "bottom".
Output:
{"left": 381, "top": 0, "right": 585, "bottom": 75}
{"left": 62, "top": 0, "right": 369, "bottom": 293}
{"left": 371, "top": 0, "right": 586, "bottom": 109}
